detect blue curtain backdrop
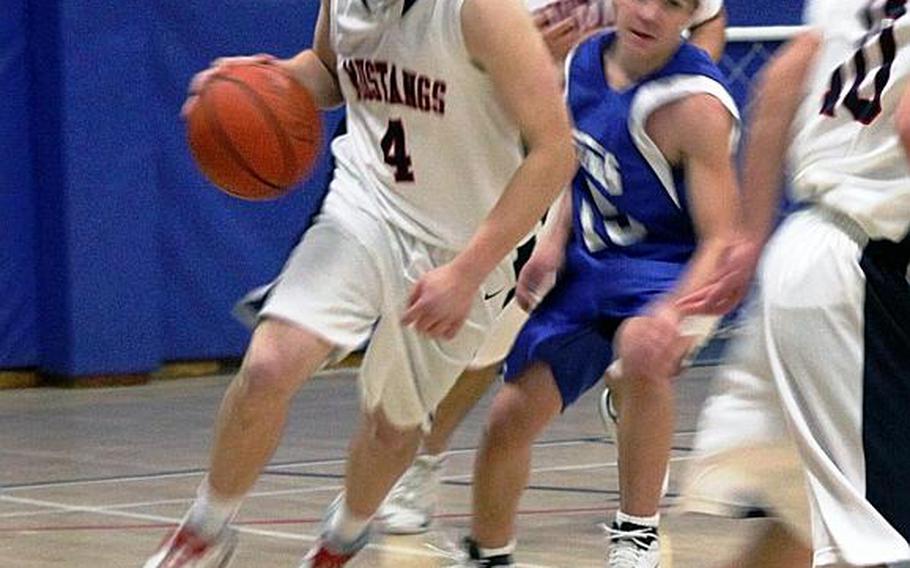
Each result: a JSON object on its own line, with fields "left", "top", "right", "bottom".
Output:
{"left": 1, "top": 0, "right": 37, "bottom": 368}
{"left": 1, "top": 0, "right": 800, "bottom": 377}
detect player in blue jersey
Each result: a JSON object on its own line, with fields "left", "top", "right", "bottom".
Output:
{"left": 459, "top": 0, "right": 742, "bottom": 566}
{"left": 377, "top": 0, "right": 729, "bottom": 538}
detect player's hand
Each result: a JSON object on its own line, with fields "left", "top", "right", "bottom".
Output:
{"left": 615, "top": 303, "right": 690, "bottom": 381}
{"left": 181, "top": 54, "right": 277, "bottom": 118}
{"left": 516, "top": 244, "right": 564, "bottom": 312}
{"left": 675, "top": 237, "right": 764, "bottom": 316}
{"left": 533, "top": 12, "right": 582, "bottom": 63}
{"left": 402, "top": 263, "right": 482, "bottom": 340}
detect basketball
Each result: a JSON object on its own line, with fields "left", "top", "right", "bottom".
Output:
{"left": 186, "top": 62, "right": 322, "bottom": 201}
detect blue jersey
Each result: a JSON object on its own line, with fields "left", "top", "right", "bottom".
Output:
{"left": 560, "top": 32, "right": 738, "bottom": 318}
{"left": 503, "top": 34, "right": 738, "bottom": 407}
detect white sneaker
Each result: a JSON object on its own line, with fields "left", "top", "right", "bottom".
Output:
{"left": 605, "top": 522, "right": 660, "bottom": 568}
{"left": 299, "top": 493, "right": 370, "bottom": 568}
{"left": 143, "top": 523, "right": 237, "bottom": 568}
{"left": 598, "top": 385, "right": 620, "bottom": 438}
{"left": 599, "top": 387, "right": 670, "bottom": 498}
{"left": 376, "top": 455, "right": 443, "bottom": 534}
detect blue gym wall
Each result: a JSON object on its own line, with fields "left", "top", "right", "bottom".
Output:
{"left": 0, "top": 0, "right": 801, "bottom": 378}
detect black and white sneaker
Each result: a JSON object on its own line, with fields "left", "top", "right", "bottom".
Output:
{"left": 443, "top": 537, "right": 515, "bottom": 567}
{"left": 605, "top": 521, "right": 660, "bottom": 568}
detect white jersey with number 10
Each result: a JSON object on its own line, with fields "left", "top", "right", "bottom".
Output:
{"left": 791, "top": 0, "right": 910, "bottom": 242}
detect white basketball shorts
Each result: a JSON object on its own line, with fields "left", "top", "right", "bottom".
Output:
{"left": 236, "top": 188, "right": 513, "bottom": 430}
{"left": 683, "top": 207, "right": 910, "bottom": 567}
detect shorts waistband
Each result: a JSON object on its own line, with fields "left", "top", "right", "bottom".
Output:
{"left": 811, "top": 205, "right": 870, "bottom": 248}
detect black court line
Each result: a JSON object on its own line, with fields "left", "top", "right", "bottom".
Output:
{"left": 0, "top": 504, "right": 642, "bottom": 534}
{"left": 261, "top": 470, "right": 672, "bottom": 498}
{"left": 0, "top": 435, "right": 624, "bottom": 492}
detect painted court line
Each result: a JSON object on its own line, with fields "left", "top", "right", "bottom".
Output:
{"left": 0, "top": 484, "right": 345, "bottom": 520}
{"left": 1, "top": 437, "right": 607, "bottom": 493}
{"left": 0, "top": 455, "right": 695, "bottom": 522}
{"left": 0, "top": 495, "right": 555, "bottom": 568}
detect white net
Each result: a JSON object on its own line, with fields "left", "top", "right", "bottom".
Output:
{"left": 719, "top": 26, "right": 807, "bottom": 110}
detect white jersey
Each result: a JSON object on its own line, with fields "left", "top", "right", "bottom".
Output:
{"left": 790, "top": 0, "right": 910, "bottom": 242}
{"left": 329, "top": 0, "right": 523, "bottom": 250}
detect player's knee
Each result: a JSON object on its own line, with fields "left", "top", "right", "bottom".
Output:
{"left": 238, "top": 352, "right": 301, "bottom": 402}
{"left": 367, "top": 410, "right": 422, "bottom": 453}
{"left": 484, "top": 393, "right": 537, "bottom": 451}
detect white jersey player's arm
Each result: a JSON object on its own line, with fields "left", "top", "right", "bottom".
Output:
{"left": 896, "top": 82, "right": 910, "bottom": 161}
{"left": 689, "top": 7, "right": 726, "bottom": 62}
{"left": 278, "top": 0, "right": 343, "bottom": 108}
{"left": 454, "top": 0, "right": 576, "bottom": 284}
{"left": 740, "top": 31, "right": 822, "bottom": 243}
{"left": 674, "top": 31, "right": 824, "bottom": 317}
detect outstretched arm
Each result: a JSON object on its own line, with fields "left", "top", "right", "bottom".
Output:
{"left": 666, "top": 95, "right": 740, "bottom": 308}
{"left": 616, "top": 93, "right": 741, "bottom": 381}
{"left": 675, "top": 31, "right": 823, "bottom": 315}
{"left": 738, "top": 31, "right": 822, "bottom": 242}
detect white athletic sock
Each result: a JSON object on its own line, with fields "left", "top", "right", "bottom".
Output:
{"left": 615, "top": 510, "right": 660, "bottom": 528}
{"left": 327, "top": 496, "right": 371, "bottom": 544}
{"left": 186, "top": 479, "right": 242, "bottom": 539}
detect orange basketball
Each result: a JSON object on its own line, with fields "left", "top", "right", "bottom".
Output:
{"left": 186, "top": 62, "right": 322, "bottom": 200}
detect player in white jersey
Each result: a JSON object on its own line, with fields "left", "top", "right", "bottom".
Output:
{"left": 676, "top": 1, "right": 910, "bottom": 566}
{"left": 142, "top": 0, "right": 575, "bottom": 567}
{"left": 374, "top": 0, "right": 729, "bottom": 538}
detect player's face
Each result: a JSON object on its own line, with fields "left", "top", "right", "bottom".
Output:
{"left": 614, "top": 0, "right": 696, "bottom": 56}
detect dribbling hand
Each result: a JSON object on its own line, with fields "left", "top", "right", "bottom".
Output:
{"left": 181, "top": 54, "right": 278, "bottom": 118}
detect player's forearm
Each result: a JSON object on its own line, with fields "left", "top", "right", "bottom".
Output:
{"left": 536, "top": 188, "right": 574, "bottom": 255}
{"left": 741, "top": 31, "right": 822, "bottom": 242}
{"left": 452, "top": 140, "right": 576, "bottom": 284}
{"left": 689, "top": 9, "right": 726, "bottom": 62}
{"left": 664, "top": 235, "right": 734, "bottom": 306}
{"left": 280, "top": 0, "right": 342, "bottom": 109}
{"left": 279, "top": 50, "right": 343, "bottom": 108}
{"left": 896, "top": 84, "right": 910, "bottom": 160}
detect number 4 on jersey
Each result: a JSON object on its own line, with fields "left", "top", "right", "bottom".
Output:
{"left": 381, "top": 119, "right": 415, "bottom": 182}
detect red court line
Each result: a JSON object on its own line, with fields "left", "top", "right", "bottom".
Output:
{"left": 0, "top": 506, "right": 616, "bottom": 533}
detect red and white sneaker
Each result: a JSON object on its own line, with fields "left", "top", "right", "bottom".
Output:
{"left": 298, "top": 493, "right": 371, "bottom": 567}
{"left": 143, "top": 524, "right": 237, "bottom": 568}
{"left": 298, "top": 538, "right": 364, "bottom": 568}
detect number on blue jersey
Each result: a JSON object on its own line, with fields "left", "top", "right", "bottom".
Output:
{"left": 575, "top": 130, "right": 647, "bottom": 252}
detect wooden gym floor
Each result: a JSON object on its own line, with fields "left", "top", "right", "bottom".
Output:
{"left": 0, "top": 364, "right": 782, "bottom": 567}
